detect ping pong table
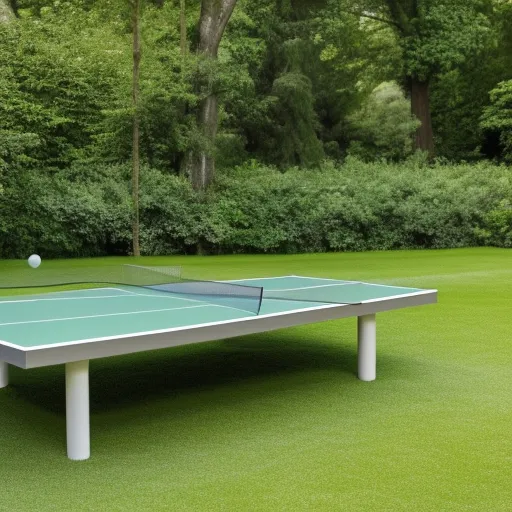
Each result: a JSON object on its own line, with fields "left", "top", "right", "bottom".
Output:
{"left": 0, "top": 275, "right": 437, "bottom": 460}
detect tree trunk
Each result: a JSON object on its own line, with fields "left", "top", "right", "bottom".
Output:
{"left": 192, "top": 94, "right": 218, "bottom": 190}
{"left": 185, "top": 0, "right": 237, "bottom": 191}
{"left": 180, "top": 0, "right": 187, "bottom": 56}
{"left": 0, "top": 0, "right": 14, "bottom": 22}
{"left": 132, "top": 0, "right": 141, "bottom": 256}
{"left": 410, "top": 78, "right": 435, "bottom": 157}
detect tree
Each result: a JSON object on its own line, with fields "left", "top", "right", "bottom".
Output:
{"left": 0, "top": 5, "right": 128, "bottom": 172}
{"left": 348, "top": 0, "right": 491, "bottom": 156}
{"left": 481, "top": 80, "right": 512, "bottom": 161}
{"left": 180, "top": 0, "right": 187, "bottom": 56}
{"left": 309, "top": 0, "right": 401, "bottom": 158}
{"left": 183, "top": 0, "right": 238, "bottom": 190}
{"left": 223, "top": 0, "right": 361, "bottom": 166}
{"left": 131, "top": 0, "right": 141, "bottom": 256}
{"left": 429, "top": 0, "right": 512, "bottom": 160}
{"left": 347, "top": 82, "right": 420, "bottom": 161}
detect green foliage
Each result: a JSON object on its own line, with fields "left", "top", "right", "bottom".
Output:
{"left": 0, "top": 164, "right": 132, "bottom": 258}
{"left": 5, "top": 0, "right": 502, "bottom": 170}
{"left": 474, "top": 200, "right": 512, "bottom": 248}
{"left": 430, "top": 68, "right": 490, "bottom": 161}
{"left": 201, "top": 159, "right": 511, "bottom": 253}
{"left": 2, "top": 0, "right": 512, "bottom": 262}
{"left": 315, "top": 1, "right": 400, "bottom": 92}
{"left": 1, "top": 159, "right": 511, "bottom": 257}
{"left": 202, "top": 166, "right": 325, "bottom": 253}
{"left": 480, "top": 80, "right": 512, "bottom": 161}
{"left": 202, "top": 159, "right": 510, "bottom": 253}
{"left": 0, "top": 1, "right": 200, "bottom": 173}
{"left": 139, "top": 169, "right": 201, "bottom": 254}
{"left": 213, "top": 6, "right": 266, "bottom": 168}
{"left": 430, "top": 1, "right": 512, "bottom": 161}
{"left": 89, "top": 1, "right": 199, "bottom": 171}
{"left": 359, "top": 0, "right": 492, "bottom": 83}
{"left": 0, "top": 7, "right": 128, "bottom": 170}
{"left": 346, "top": 82, "right": 420, "bottom": 161}
{"left": 400, "top": 1, "right": 491, "bottom": 81}
{"left": 269, "top": 72, "right": 324, "bottom": 167}
{"left": 224, "top": 0, "right": 369, "bottom": 165}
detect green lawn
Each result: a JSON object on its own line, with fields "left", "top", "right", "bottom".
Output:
{"left": 0, "top": 248, "right": 511, "bottom": 511}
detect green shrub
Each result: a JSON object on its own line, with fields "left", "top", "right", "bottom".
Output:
{"left": 475, "top": 200, "right": 512, "bottom": 248}
{"left": 199, "top": 159, "right": 512, "bottom": 254}
{"left": 139, "top": 169, "right": 201, "bottom": 255}
{"left": 0, "top": 163, "right": 133, "bottom": 258}
{"left": 1, "top": 160, "right": 511, "bottom": 258}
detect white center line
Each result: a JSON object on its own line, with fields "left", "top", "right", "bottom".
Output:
{"left": 0, "top": 305, "right": 210, "bottom": 327}
{"left": 120, "top": 288, "right": 208, "bottom": 304}
{"left": 268, "top": 283, "right": 358, "bottom": 292}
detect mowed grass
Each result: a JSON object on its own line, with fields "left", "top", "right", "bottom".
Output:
{"left": 0, "top": 248, "right": 511, "bottom": 511}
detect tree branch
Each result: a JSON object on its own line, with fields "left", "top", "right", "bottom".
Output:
{"left": 215, "top": 0, "right": 237, "bottom": 50}
{"left": 359, "top": 11, "right": 399, "bottom": 28}
{"left": 218, "top": 0, "right": 237, "bottom": 31}
{"left": 384, "top": 0, "right": 412, "bottom": 34}
{"left": 342, "top": 9, "right": 400, "bottom": 29}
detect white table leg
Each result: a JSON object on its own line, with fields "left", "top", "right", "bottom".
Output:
{"left": 0, "top": 361, "right": 8, "bottom": 388}
{"left": 358, "top": 314, "right": 376, "bottom": 382}
{"left": 66, "top": 360, "right": 90, "bottom": 460}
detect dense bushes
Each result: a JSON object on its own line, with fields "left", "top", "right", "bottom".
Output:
{"left": 0, "top": 165, "right": 132, "bottom": 258}
{"left": 0, "top": 159, "right": 511, "bottom": 258}
{"left": 204, "top": 159, "right": 512, "bottom": 253}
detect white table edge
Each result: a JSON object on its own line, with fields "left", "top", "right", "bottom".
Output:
{"left": 1, "top": 290, "right": 437, "bottom": 369}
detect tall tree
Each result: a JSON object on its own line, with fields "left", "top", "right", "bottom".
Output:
{"left": 180, "top": 0, "right": 186, "bottom": 56}
{"left": 131, "top": 0, "right": 141, "bottom": 256}
{"left": 430, "top": 0, "right": 512, "bottom": 160}
{"left": 183, "top": 0, "right": 237, "bottom": 190}
{"left": 222, "top": 0, "right": 338, "bottom": 167}
{"left": 349, "top": 0, "right": 491, "bottom": 156}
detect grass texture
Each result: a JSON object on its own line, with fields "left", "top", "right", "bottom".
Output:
{"left": 0, "top": 248, "right": 510, "bottom": 511}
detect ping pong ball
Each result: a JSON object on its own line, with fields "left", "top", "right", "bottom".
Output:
{"left": 28, "top": 254, "right": 42, "bottom": 268}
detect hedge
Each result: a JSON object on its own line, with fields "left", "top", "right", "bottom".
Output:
{"left": 0, "top": 158, "right": 510, "bottom": 258}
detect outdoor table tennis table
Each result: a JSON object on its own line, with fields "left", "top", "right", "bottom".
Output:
{"left": 0, "top": 275, "right": 437, "bottom": 460}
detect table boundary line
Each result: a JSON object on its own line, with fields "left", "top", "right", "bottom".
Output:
{"left": 0, "top": 289, "right": 437, "bottom": 352}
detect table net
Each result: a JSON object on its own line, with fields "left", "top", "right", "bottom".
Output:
{"left": 0, "top": 264, "right": 264, "bottom": 315}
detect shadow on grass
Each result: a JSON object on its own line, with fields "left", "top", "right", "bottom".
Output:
{"left": 7, "top": 330, "right": 416, "bottom": 417}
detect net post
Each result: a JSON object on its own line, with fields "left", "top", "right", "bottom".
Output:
{"left": 357, "top": 314, "right": 376, "bottom": 381}
{"left": 66, "top": 360, "right": 90, "bottom": 460}
{"left": 0, "top": 361, "right": 8, "bottom": 388}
